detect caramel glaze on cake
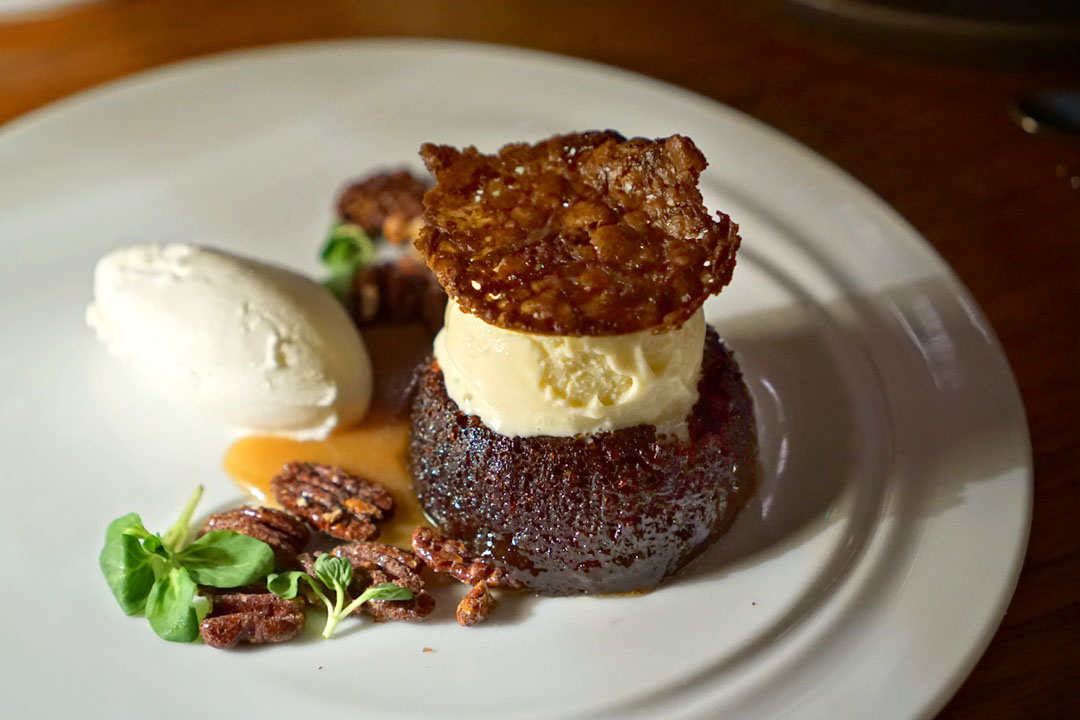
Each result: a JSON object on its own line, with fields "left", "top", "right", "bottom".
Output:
{"left": 417, "top": 131, "right": 740, "bottom": 336}
{"left": 410, "top": 329, "right": 757, "bottom": 596}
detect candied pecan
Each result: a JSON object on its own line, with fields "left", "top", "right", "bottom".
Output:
{"left": 456, "top": 580, "right": 496, "bottom": 627}
{"left": 299, "top": 542, "right": 435, "bottom": 623}
{"left": 271, "top": 462, "right": 393, "bottom": 541}
{"left": 417, "top": 131, "right": 740, "bottom": 336}
{"left": 352, "top": 264, "right": 381, "bottom": 324}
{"left": 349, "top": 258, "right": 447, "bottom": 334}
{"left": 337, "top": 169, "right": 429, "bottom": 242}
{"left": 411, "top": 526, "right": 520, "bottom": 589}
{"left": 330, "top": 542, "right": 435, "bottom": 622}
{"left": 412, "top": 528, "right": 517, "bottom": 627}
{"left": 200, "top": 506, "right": 310, "bottom": 570}
{"left": 199, "top": 593, "right": 305, "bottom": 649}
{"left": 383, "top": 214, "right": 426, "bottom": 247}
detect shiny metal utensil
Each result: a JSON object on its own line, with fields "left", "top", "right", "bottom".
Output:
{"left": 1013, "top": 90, "right": 1080, "bottom": 141}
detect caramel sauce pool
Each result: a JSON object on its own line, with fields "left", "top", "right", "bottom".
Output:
{"left": 223, "top": 325, "right": 434, "bottom": 550}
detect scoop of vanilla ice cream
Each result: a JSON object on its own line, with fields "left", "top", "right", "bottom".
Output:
{"left": 433, "top": 300, "right": 705, "bottom": 438}
{"left": 86, "top": 244, "right": 372, "bottom": 439}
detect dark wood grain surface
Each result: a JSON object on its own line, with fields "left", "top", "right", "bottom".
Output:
{"left": 2, "top": 1, "right": 1076, "bottom": 716}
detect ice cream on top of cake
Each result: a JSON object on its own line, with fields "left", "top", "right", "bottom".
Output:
{"left": 417, "top": 131, "right": 740, "bottom": 438}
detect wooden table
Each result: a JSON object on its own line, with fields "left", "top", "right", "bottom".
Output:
{"left": 2, "top": 1, "right": 1076, "bottom": 716}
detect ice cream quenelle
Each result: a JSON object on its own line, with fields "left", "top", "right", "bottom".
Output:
{"left": 434, "top": 299, "right": 705, "bottom": 438}
{"left": 86, "top": 244, "right": 373, "bottom": 439}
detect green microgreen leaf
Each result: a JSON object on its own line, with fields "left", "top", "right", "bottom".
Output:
{"left": 364, "top": 582, "right": 414, "bottom": 603}
{"left": 267, "top": 571, "right": 306, "bottom": 600}
{"left": 140, "top": 534, "right": 168, "bottom": 558}
{"left": 320, "top": 222, "right": 375, "bottom": 271}
{"left": 100, "top": 513, "right": 158, "bottom": 616}
{"left": 119, "top": 522, "right": 153, "bottom": 541}
{"left": 161, "top": 485, "right": 203, "bottom": 552}
{"left": 339, "top": 582, "right": 413, "bottom": 621}
{"left": 269, "top": 570, "right": 334, "bottom": 619}
{"left": 145, "top": 567, "right": 200, "bottom": 643}
{"left": 192, "top": 594, "right": 212, "bottom": 623}
{"left": 175, "top": 530, "right": 275, "bottom": 587}
{"left": 313, "top": 554, "right": 353, "bottom": 592}
{"left": 319, "top": 222, "right": 375, "bottom": 301}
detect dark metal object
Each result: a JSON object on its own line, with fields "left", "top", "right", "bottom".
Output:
{"left": 784, "top": 0, "right": 1080, "bottom": 64}
{"left": 1013, "top": 90, "right": 1080, "bottom": 142}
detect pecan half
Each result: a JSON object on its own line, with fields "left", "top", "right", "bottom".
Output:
{"left": 199, "top": 593, "right": 306, "bottom": 649}
{"left": 349, "top": 258, "right": 448, "bottom": 335}
{"left": 200, "top": 506, "right": 310, "bottom": 570}
{"left": 337, "top": 169, "right": 429, "bottom": 243}
{"left": 331, "top": 542, "right": 435, "bottom": 623}
{"left": 411, "top": 526, "right": 519, "bottom": 588}
{"left": 271, "top": 463, "right": 393, "bottom": 541}
{"left": 299, "top": 542, "right": 435, "bottom": 623}
{"left": 412, "top": 527, "right": 520, "bottom": 627}
{"left": 456, "top": 580, "right": 496, "bottom": 627}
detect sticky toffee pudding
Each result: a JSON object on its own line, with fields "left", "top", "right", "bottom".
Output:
{"left": 409, "top": 132, "right": 758, "bottom": 595}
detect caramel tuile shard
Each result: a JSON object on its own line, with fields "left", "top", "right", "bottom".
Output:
{"left": 416, "top": 131, "right": 740, "bottom": 336}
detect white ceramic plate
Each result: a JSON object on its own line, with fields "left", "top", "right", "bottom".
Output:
{"left": 0, "top": 41, "right": 1030, "bottom": 720}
